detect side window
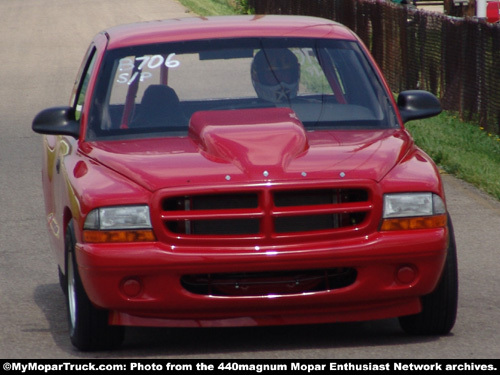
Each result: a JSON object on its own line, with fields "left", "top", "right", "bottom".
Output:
{"left": 71, "top": 47, "right": 98, "bottom": 121}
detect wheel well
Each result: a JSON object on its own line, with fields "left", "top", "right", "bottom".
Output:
{"left": 63, "top": 207, "right": 74, "bottom": 240}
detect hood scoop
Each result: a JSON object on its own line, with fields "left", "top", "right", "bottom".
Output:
{"left": 189, "top": 108, "right": 308, "bottom": 175}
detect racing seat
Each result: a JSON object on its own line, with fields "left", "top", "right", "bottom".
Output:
{"left": 130, "top": 84, "right": 187, "bottom": 128}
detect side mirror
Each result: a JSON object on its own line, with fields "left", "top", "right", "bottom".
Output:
{"left": 32, "top": 106, "right": 80, "bottom": 139}
{"left": 397, "top": 90, "right": 442, "bottom": 123}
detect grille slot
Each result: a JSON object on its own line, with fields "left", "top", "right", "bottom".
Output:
{"left": 167, "top": 218, "right": 260, "bottom": 235}
{"left": 160, "top": 187, "right": 371, "bottom": 237}
{"left": 274, "top": 213, "right": 366, "bottom": 233}
{"left": 181, "top": 268, "right": 357, "bottom": 296}
{"left": 164, "top": 193, "right": 258, "bottom": 211}
{"left": 274, "top": 188, "right": 368, "bottom": 207}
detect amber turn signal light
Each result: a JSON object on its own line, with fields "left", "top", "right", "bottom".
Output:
{"left": 380, "top": 214, "right": 447, "bottom": 231}
{"left": 83, "top": 229, "right": 156, "bottom": 243}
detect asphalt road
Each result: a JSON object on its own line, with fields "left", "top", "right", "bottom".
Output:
{"left": 1, "top": 0, "right": 499, "bottom": 359}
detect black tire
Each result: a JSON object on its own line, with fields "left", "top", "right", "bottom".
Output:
{"left": 58, "top": 266, "right": 66, "bottom": 295}
{"left": 65, "top": 221, "right": 124, "bottom": 351}
{"left": 399, "top": 214, "right": 458, "bottom": 335}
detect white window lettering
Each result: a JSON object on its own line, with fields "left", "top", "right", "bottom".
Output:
{"left": 139, "top": 71, "right": 152, "bottom": 82}
{"left": 165, "top": 53, "right": 180, "bottom": 68}
{"left": 116, "top": 54, "right": 181, "bottom": 84}
{"left": 148, "top": 55, "right": 164, "bottom": 69}
{"left": 135, "top": 55, "right": 150, "bottom": 70}
{"left": 118, "top": 57, "right": 135, "bottom": 71}
{"left": 127, "top": 71, "right": 139, "bottom": 85}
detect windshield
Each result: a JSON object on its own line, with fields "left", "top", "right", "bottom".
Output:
{"left": 87, "top": 38, "right": 398, "bottom": 140}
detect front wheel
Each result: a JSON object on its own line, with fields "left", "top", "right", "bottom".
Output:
{"left": 65, "top": 221, "right": 124, "bottom": 351}
{"left": 399, "top": 215, "right": 458, "bottom": 335}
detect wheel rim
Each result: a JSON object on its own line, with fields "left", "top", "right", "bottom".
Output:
{"left": 67, "top": 251, "right": 77, "bottom": 330}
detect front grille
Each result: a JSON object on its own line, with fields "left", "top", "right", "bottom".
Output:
{"left": 160, "top": 186, "right": 372, "bottom": 239}
{"left": 181, "top": 268, "right": 357, "bottom": 296}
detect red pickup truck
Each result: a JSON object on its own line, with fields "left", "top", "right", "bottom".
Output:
{"left": 33, "top": 15, "right": 457, "bottom": 351}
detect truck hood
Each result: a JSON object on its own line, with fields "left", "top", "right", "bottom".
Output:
{"left": 84, "top": 108, "right": 412, "bottom": 192}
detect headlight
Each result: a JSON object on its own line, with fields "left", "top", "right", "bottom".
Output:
{"left": 381, "top": 193, "right": 447, "bottom": 231}
{"left": 83, "top": 205, "right": 155, "bottom": 243}
{"left": 383, "top": 193, "right": 445, "bottom": 218}
{"left": 84, "top": 205, "right": 152, "bottom": 230}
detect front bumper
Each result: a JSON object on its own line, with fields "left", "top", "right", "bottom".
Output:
{"left": 75, "top": 228, "right": 448, "bottom": 327}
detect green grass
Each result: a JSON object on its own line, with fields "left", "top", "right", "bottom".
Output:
{"left": 179, "top": 0, "right": 500, "bottom": 201}
{"left": 179, "top": 0, "right": 251, "bottom": 16}
{"left": 406, "top": 113, "right": 500, "bottom": 201}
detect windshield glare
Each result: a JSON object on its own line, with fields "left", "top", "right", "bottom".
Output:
{"left": 87, "top": 38, "right": 398, "bottom": 140}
